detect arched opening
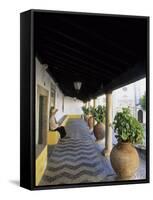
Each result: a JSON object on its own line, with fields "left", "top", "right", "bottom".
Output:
{"left": 138, "top": 109, "right": 143, "bottom": 123}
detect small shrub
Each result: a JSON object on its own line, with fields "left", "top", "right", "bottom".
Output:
{"left": 113, "top": 107, "right": 144, "bottom": 144}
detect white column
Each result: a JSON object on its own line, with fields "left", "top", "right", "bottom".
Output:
{"left": 93, "top": 98, "right": 96, "bottom": 125}
{"left": 93, "top": 98, "right": 96, "bottom": 108}
{"left": 103, "top": 91, "right": 113, "bottom": 157}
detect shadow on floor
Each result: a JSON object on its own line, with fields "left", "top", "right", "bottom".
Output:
{"left": 9, "top": 180, "right": 20, "bottom": 186}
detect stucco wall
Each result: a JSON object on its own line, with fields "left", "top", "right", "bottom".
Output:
{"left": 35, "top": 58, "right": 83, "bottom": 144}
{"left": 64, "top": 96, "right": 83, "bottom": 115}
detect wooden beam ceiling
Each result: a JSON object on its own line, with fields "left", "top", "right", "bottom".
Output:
{"left": 34, "top": 11, "right": 147, "bottom": 101}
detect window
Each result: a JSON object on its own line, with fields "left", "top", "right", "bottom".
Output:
{"left": 50, "top": 83, "right": 56, "bottom": 107}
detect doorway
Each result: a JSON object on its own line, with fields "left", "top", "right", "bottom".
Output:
{"left": 37, "top": 85, "right": 49, "bottom": 146}
{"left": 38, "top": 95, "right": 48, "bottom": 144}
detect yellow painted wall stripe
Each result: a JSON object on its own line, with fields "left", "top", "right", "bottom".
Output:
{"left": 36, "top": 114, "right": 81, "bottom": 185}
{"left": 68, "top": 114, "right": 81, "bottom": 119}
{"left": 47, "top": 131, "right": 60, "bottom": 145}
{"left": 47, "top": 114, "right": 81, "bottom": 145}
{"left": 35, "top": 145, "right": 47, "bottom": 186}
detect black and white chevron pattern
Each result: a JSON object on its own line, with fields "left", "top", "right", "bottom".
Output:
{"left": 39, "top": 119, "right": 114, "bottom": 185}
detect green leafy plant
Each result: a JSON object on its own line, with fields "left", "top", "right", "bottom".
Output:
{"left": 113, "top": 107, "right": 144, "bottom": 144}
{"left": 140, "top": 92, "right": 146, "bottom": 111}
{"left": 81, "top": 106, "right": 90, "bottom": 115}
{"left": 89, "top": 106, "right": 95, "bottom": 116}
{"left": 93, "top": 105, "right": 106, "bottom": 124}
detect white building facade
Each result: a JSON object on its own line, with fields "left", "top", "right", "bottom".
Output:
{"left": 96, "top": 78, "right": 146, "bottom": 124}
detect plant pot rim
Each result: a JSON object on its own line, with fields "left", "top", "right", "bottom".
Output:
{"left": 96, "top": 122, "right": 104, "bottom": 124}
{"left": 119, "top": 141, "right": 131, "bottom": 144}
{"left": 117, "top": 142, "right": 135, "bottom": 146}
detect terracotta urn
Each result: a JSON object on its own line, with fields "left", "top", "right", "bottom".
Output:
{"left": 88, "top": 116, "right": 94, "bottom": 130}
{"left": 110, "top": 142, "right": 139, "bottom": 179}
{"left": 93, "top": 122, "right": 105, "bottom": 140}
{"left": 84, "top": 115, "right": 90, "bottom": 122}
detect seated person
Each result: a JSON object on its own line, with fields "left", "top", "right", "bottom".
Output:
{"left": 49, "top": 107, "right": 67, "bottom": 138}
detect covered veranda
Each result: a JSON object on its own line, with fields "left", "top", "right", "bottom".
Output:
{"left": 40, "top": 118, "right": 145, "bottom": 185}
{"left": 35, "top": 11, "right": 147, "bottom": 186}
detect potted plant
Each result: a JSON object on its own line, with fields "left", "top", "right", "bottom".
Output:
{"left": 81, "top": 106, "right": 90, "bottom": 122}
{"left": 87, "top": 106, "right": 95, "bottom": 130}
{"left": 110, "top": 107, "right": 144, "bottom": 179}
{"left": 93, "top": 105, "right": 106, "bottom": 140}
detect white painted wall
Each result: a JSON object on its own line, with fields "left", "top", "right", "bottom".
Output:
{"left": 112, "top": 79, "right": 146, "bottom": 120}
{"left": 112, "top": 84, "right": 136, "bottom": 118}
{"left": 35, "top": 58, "right": 83, "bottom": 144}
{"left": 55, "top": 85, "right": 64, "bottom": 121}
{"left": 95, "top": 79, "right": 146, "bottom": 122}
{"left": 55, "top": 84, "right": 83, "bottom": 120}
{"left": 35, "top": 58, "right": 53, "bottom": 144}
{"left": 64, "top": 96, "right": 83, "bottom": 115}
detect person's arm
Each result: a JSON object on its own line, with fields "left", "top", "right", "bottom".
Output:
{"left": 55, "top": 117, "right": 58, "bottom": 125}
{"left": 52, "top": 108, "right": 58, "bottom": 115}
{"left": 51, "top": 114, "right": 59, "bottom": 126}
{"left": 53, "top": 109, "right": 59, "bottom": 125}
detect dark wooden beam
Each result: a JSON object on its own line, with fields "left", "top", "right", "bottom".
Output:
{"left": 42, "top": 55, "right": 104, "bottom": 80}
{"left": 42, "top": 53, "right": 114, "bottom": 81}
{"left": 39, "top": 25, "right": 131, "bottom": 66}
{"left": 39, "top": 46, "right": 116, "bottom": 78}
{"left": 55, "top": 15, "right": 137, "bottom": 57}
{"left": 39, "top": 37, "right": 122, "bottom": 73}
{"left": 104, "top": 62, "right": 146, "bottom": 93}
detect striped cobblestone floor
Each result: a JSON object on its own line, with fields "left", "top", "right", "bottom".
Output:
{"left": 39, "top": 119, "right": 146, "bottom": 186}
{"left": 39, "top": 119, "right": 114, "bottom": 185}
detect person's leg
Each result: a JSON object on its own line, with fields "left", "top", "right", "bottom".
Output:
{"left": 55, "top": 126, "right": 66, "bottom": 138}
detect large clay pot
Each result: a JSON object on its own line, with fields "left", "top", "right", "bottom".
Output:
{"left": 94, "top": 123, "right": 105, "bottom": 140}
{"left": 84, "top": 115, "right": 90, "bottom": 122}
{"left": 88, "top": 116, "right": 94, "bottom": 130}
{"left": 110, "top": 142, "right": 139, "bottom": 179}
